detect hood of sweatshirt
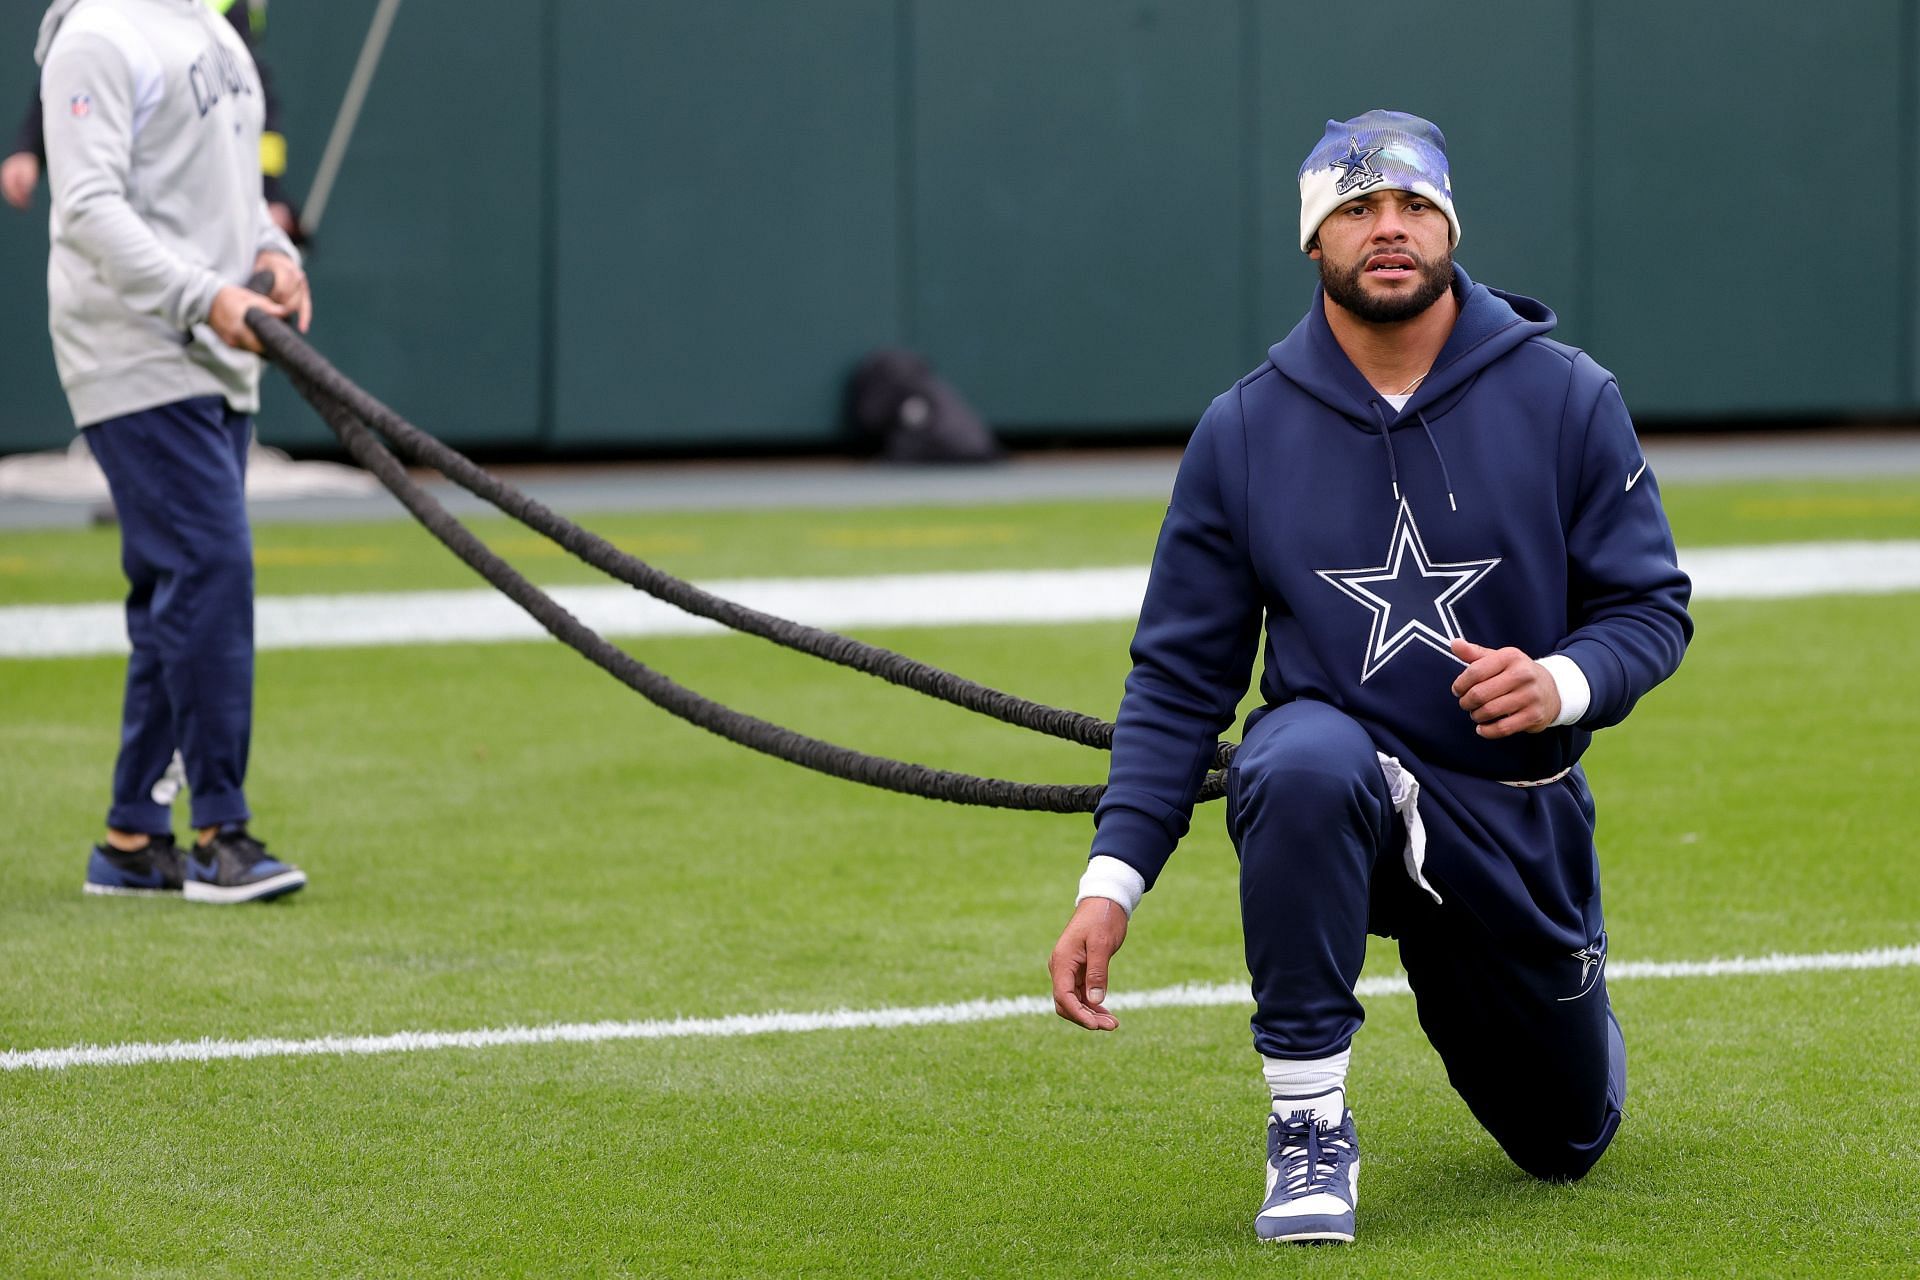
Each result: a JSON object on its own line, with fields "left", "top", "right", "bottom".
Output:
{"left": 36, "top": 0, "right": 200, "bottom": 64}
{"left": 1268, "top": 265, "right": 1557, "bottom": 432}
{"left": 35, "top": 0, "right": 85, "bottom": 64}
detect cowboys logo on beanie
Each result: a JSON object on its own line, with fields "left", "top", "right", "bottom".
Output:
{"left": 1297, "top": 109, "right": 1461, "bottom": 252}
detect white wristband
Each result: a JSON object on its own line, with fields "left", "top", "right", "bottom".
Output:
{"left": 1076, "top": 855, "right": 1146, "bottom": 917}
{"left": 1538, "top": 654, "right": 1592, "bottom": 727}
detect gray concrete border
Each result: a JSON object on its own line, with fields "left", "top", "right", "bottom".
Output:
{"left": 3, "top": 430, "right": 1917, "bottom": 531}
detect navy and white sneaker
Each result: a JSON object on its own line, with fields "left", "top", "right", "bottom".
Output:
{"left": 1255, "top": 1089, "right": 1359, "bottom": 1244}
{"left": 84, "top": 835, "right": 184, "bottom": 897}
{"left": 183, "top": 826, "right": 307, "bottom": 904}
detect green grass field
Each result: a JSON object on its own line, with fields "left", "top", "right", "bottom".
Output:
{"left": 2, "top": 478, "right": 1917, "bottom": 1277}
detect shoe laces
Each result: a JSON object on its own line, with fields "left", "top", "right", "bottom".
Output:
{"left": 1272, "top": 1112, "right": 1352, "bottom": 1198}
{"left": 210, "top": 826, "right": 270, "bottom": 867}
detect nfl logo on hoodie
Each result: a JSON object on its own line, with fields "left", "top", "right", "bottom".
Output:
{"left": 69, "top": 92, "right": 91, "bottom": 118}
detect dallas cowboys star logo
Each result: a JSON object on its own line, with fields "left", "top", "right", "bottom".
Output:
{"left": 1315, "top": 502, "right": 1500, "bottom": 682}
{"left": 1331, "top": 136, "right": 1385, "bottom": 195}
{"left": 1560, "top": 933, "right": 1608, "bottom": 1002}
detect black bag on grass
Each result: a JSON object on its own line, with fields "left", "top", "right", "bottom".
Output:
{"left": 845, "top": 348, "right": 1003, "bottom": 464}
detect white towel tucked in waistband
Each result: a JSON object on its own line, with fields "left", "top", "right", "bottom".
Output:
{"left": 1375, "top": 752, "right": 1442, "bottom": 905}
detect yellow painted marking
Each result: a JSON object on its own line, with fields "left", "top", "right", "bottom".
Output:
{"left": 1732, "top": 497, "right": 1920, "bottom": 520}
{"left": 0, "top": 556, "right": 29, "bottom": 574}
{"left": 489, "top": 534, "right": 702, "bottom": 559}
{"left": 253, "top": 546, "right": 390, "bottom": 567}
{"left": 808, "top": 525, "right": 1022, "bottom": 550}
{"left": 612, "top": 533, "right": 702, "bottom": 556}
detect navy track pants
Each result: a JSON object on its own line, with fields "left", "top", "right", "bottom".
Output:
{"left": 1227, "top": 699, "right": 1624, "bottom": 1181}
{"left": 84, "top": 397, "right": 255, "bottom": 835}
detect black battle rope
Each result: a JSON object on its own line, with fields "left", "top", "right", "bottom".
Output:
{"left": 248, "top": 305, "right": 1234, "bottom": 772}
{"left": 245, "top": 299, "right": 1231, "bottom": 809}
{"left": 285, "top": 363, "right": 1118, "bottom": 811}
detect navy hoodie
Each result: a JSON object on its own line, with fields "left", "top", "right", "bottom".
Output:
{"left": 1092, "top": 267, "right": 1692, "bottom": 948}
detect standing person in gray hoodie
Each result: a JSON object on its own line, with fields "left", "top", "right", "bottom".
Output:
{"left": 39, "top": 0, "right": 312, "bottom": 903}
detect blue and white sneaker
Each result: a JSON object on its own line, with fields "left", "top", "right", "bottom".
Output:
{"left": 84, "top": 835, "right": 184, "bottom": 897}
{"left": 1255, "top": 1089, "right": 1359, "bottom": 1244}
{"left": 183, "top": 826, "right": 307, "bottom": 904}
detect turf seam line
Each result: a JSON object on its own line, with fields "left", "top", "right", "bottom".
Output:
{"left": 3, "top": 944, "right": 1914, "bottom": 1074}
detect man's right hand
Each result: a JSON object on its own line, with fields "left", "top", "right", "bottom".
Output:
{"left": 1049, "top": 896, "right": 1130, "bottom": 1031}
{"left": 206, "top": 284, "right": 289, "bottom": 354}
{"left": 2, "top": 152, "right": 39, "bottom": 209}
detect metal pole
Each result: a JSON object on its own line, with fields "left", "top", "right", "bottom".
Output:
{"left": 300, "top": 0, "right": 405, "bottom": 235}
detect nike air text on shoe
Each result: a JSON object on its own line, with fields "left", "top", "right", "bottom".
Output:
{"left": 1255, "top": 1088, "right": 1359, "bottom": 1244}
{"left": 183, "top": 826, "right": 307, "bottom": 904}
{"left": 84, "top": 835, "right": 184, "bottom": 897}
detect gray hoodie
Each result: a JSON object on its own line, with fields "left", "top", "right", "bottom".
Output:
{"left": 36, "top": 0, "right": 297, "bottom": 427}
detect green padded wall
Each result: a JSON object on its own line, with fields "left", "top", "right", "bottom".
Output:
{"left": 0, "top": 3, "right": 77, "bottom": 451}
{"left": 0, "top": 0, "right": 1917, "bottom": 458}
{"left": 549, "top": 1, "right": 901, "bottom": 448}
{"left": 1590, "top": 1, "right": 1909, "bottom": 414}
{"left": 261, "top": 0, "right": 545, "bottom": 448}
{"left": 0, "top": 0, "right": 545, "bottom": 454}
{"left": 911, "top": 0, "right": 1247, "bottom": 429}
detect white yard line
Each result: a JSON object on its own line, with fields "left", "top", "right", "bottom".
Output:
{"left": 4, "top": 944, "right": 1914, "bottom": 1074}
{"left": 5, "top": 540, "right": 1920, "bottom": 659}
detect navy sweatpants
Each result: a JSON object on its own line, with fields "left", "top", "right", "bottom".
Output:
{"left": 1226, "top": 700, "right": 1624, "bottom": 1181}
{"left": 84, "top": 397, "right": 255, "bottom": 835}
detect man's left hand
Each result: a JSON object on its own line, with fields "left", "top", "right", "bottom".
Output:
{"left": 252, "top": 250, "right": 311, "bottom": 333}
{"left": 1450, "top": 638, "right": 1561, "bottom": 738}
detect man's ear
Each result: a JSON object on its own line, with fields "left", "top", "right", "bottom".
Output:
{"left": 1306, "top": 239, "right": 1322, "bottom": 261}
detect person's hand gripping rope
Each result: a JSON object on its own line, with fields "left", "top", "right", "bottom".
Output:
{"left": 207, "top": 250, "right": 310, "bottom": 352}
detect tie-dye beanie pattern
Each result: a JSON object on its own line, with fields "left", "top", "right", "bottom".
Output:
{"left": 1297, "top": 109, "right": 1461, "bottom": 252}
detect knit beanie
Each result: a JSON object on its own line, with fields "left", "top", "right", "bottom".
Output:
{"left": 1297, "top": 110, "right": 1461, "bottom": 252}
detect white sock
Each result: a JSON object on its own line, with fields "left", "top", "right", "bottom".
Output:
{"left": 1263, "top": 1049, "right": 1350, "bottom": 1112}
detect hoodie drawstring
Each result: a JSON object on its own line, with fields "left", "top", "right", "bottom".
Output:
{"left": 1414, "top": 411, "right": 1459, "bottom": 511}
{"left": 1369, "top": 402, "right": 1460, "bottom": 513}
{"left": 1367, "top": 400, "right": 1403, "bottom": 504}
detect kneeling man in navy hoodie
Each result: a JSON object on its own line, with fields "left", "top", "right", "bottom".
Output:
{"left": 1048, "top": 110, "right": 1692, "bottom": 1244}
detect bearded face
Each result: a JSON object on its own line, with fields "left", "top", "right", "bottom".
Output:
{"left": 1317, "top": 240, "right": 1454, "bottom": 324}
